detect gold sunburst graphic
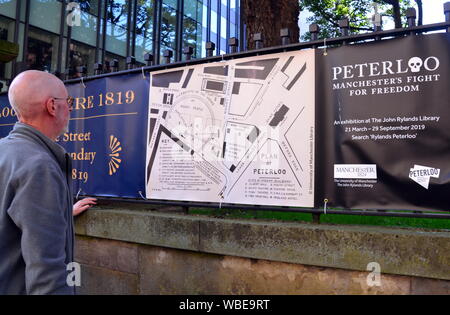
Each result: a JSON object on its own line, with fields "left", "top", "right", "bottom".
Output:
{"left": 108, "top": 135, "right": 122, "bottom": 175}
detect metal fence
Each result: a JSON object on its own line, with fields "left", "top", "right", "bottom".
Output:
{"left": 4, "top": 5, "right": 450, "bottom": 221}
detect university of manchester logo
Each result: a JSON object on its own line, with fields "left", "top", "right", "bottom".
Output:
{"left": 334, "top": 164, "right": 377, "bottom": 179}
{"left": 409, "top": 165, "right": 440, "bottom": 189}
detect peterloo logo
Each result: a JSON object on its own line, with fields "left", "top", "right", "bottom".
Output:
{"left": 332, "top": 56, "right": 440, "bottom": 80}
{"left": 409, "top": 165, "right": 440, "bottom": 189}
{"left": 332, "top": 56, "right": 441, "bottom": 96}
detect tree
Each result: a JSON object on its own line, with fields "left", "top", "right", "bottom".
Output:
{"left": 299, "top": 0, "right": 423, "bottom": 40}
{"left": 241, "top": 0, "right": 300, "bottom": 49}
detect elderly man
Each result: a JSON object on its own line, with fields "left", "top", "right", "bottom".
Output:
{"left": 0, "top": 70, "right": 96, "bottom": 294}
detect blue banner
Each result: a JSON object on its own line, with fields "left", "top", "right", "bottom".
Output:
{"left": 0, "top": 73, "right": 149, "bottom": 198}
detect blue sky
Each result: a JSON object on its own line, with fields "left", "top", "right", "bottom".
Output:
{"left": 422, "top": 0, "right": 447, "bottom": 24}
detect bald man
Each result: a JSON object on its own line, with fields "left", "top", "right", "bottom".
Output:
{"left": 0, "top": 70, "right": 95, "bottom": 294}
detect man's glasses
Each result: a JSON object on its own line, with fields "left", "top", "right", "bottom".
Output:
{"left": 53, "top": 96, "right": 74, "bottom": 110}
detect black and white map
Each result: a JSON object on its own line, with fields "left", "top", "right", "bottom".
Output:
{"left": 146, "top": 50, "right": 315, "bottom": 207}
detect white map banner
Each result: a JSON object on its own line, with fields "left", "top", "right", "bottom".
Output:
{"left": 146, "top": 50, "right": 315, "bottom": 207}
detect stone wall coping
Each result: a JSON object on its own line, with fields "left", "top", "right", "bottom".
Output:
{"left": 75, "top": 207, "right": 450, "bottom": 281}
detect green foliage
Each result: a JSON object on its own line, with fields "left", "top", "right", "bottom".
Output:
{"left": 300, "top": 0, "right": 414, "bottom": 40}
{"left": 190, "top": 208, "right": 450, "bottom": 230}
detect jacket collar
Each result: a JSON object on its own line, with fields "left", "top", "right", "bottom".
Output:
{"left": 10, "top": 122, "right": 68, "bottom": 172}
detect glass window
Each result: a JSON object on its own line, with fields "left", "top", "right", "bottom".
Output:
{"left": 135, "top": 0, "right": 154, "bottom": 63}
{"left": 71, "top": 8, "right": 98, "bottom": 47}
{"left": 29, "top": 0, "right": 62, "bottom": 34}
{"left": 0, "top": 16, "right": 15, "bottom": 88}
{"left": 202, "top": 0, "right": 207, "bottom": 27}
{"left": 183, "top": 17, "right": 199, "bottom": 59}
{"left": 229, "top": 22, "right": 236, "bottom": 38}
{"left": 230, "top": 0, "right": 237, "bottom": 24}
{"left": 68, "top": 41, "right": 95, "bottom": 78}
{"left": 211, "top": 0, "right": 217, "bottom": 11}
{"left": 77, "top": 0, "right": 100, "bottom": 16}
{"left": 160, "top": 0, "right": 177, "bottom": 63}
{"left": 164, "top": 0, "right": 177, "bottom": 10}
{"left": 106, "top": 0, "right": 128, "bottom": 28}
{"left": 183, "top": 0, "right": 203, "bottom": 60}
{"left": 210, "top": 8, "right": 217, "bottom": 35}
{"left": 184, "top": 0, "right": 201, "bottom": 20}
{"left": 26, "top": 27, "right": 59, "bottom": 73}
{"left": 221, "top": 15, "right": 227, "bottom": 38}
{"left": 0, "top": 0, "right": 16, "bottom": 19}
{"left": 105, "top": 0, "right": 129, "bottom": 57}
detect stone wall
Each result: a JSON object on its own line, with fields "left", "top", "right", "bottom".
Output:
{"left": 74, "top": 205, "right": 450, "bottom": 294}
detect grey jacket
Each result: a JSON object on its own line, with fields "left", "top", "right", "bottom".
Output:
{"left": 0, "top": 123, "right": 75, "bottom": 295}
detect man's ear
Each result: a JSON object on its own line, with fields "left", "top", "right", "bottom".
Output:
{"left": 45, "top": 98, "right": 57, "bottom": 117}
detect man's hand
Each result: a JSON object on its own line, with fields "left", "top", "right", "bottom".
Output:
{"left": 73, "top": 197, "right": 97, "bottom": 216}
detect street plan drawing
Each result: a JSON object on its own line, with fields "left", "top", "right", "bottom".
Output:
{"left": 146, "top": 50, "right": 315, "bottom": 207}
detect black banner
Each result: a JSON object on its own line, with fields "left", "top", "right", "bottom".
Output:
{"left": 316, "top": 33, "right": 450, "bottom": 211}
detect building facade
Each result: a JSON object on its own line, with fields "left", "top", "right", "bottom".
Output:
{"left": 0, "top": 0, "right": 241, "bottom": 90}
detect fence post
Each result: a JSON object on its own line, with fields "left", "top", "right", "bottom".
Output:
{"left": 126, "top": 56, "right": 136, "bottom": 70}
{"left": 77, "top": 66, "right": 87, "bottom": 77}
{"left": 309, "top": 24, "right": 320, "bottom": 48}
{"left": 280, "top": 28, "right": 291, "bottom": 46}
{"left": 312, "top": 213, "right": 321, "bottom": 224}
{"left": 111, "top": 59, "right": 119, "bottom": 72}
{"left": 104, "top": 60, "right": 111, "bottom": 73}
{"left": 254, "top": 33, "right": 263, "bottom": 50}
{"left": 94, "top": 63, "right": 103, "bottom": 75}
{"left": 406, "top": 7, "right": 417, "bottom": 35}
{"left": 339, "top": 18, "right": 350, "bottom": 45}
{"left": 183, "top": 46, "right": 193, "bottom": 61}
{"left": 163, "top": 49, "right": 173, "bottom": 64}
{"left": 205, "top": 42, "right": 215, "bottom": 57}
{"left": 445, "top": 2, "right": 450, "bottom": 33}
{"left": 144, "top": 53, "right": 154, "bottom": 66}
{"left": 372, "top": 12, "right": 383, "bottom": 41}
{"left": 229, "top": 37, "right": 239, "bottom": 53}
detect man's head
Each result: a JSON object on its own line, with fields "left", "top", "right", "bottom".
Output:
{"left": 8, "top": 70, "right": 72, "bottom": 141}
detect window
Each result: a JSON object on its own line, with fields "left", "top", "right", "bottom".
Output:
{"left": 68, "top": 41, "right": 95, "bottom": 78}
{"left": 135, "top": 0, "right": 154, "bottom": 64}
{"left": 0, "top": 0, "right": 16, "bottom": 19}
{"left": 105, "top": 0, "right": 130, "bottom": 57}
{"left": 29, "top": 0, "right": 62, "bottom": 34}
{"left": 77, "top": 0, "right": 100, "bottom": 16}
{"left": 0, "top": 16, "right": 15, "bottom": 83}
{"left": 183, "top": 0, "right": 203, "bottom": 59}
{"left": 160, "top": 0, "right": 177, "bottom": 62}
{"left": 71, "top": 3, "right": 98, "bottom": 47}
{"left": 27, "top": 27, "right": 59, "bottom": 73}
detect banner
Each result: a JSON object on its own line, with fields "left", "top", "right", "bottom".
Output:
{"left": 0, "top": 93, "right": 15, "bottom": 136}
{"left": 146, "top": 50, "right": 315, "bottom": 207}
{"left": 0, "top": 73, "right": 149, "bottom": 198}
{"left": 315, "top": 33, "right": 450, "bottom": 211}
{"left": 1, "top": 33, "right": 449, "bottom": 211}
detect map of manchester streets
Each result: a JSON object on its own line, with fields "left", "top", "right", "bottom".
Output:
{"left": 146, "top": 50, "right": 315, "bottom": 207}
